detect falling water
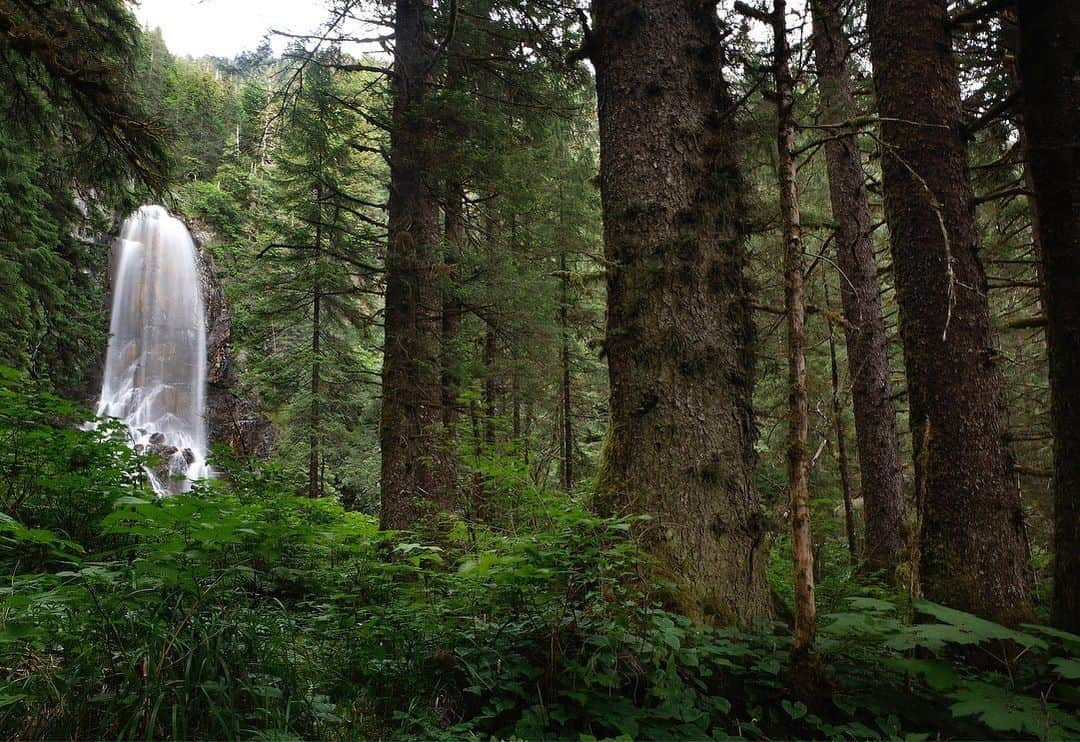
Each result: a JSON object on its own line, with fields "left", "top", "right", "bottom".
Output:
{"left": 96, "top": 205, "right": 208, "bottom": 494}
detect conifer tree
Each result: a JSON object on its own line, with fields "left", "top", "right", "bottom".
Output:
{"left": 380, "top": 0, "right": 454, "bottom": 528}
{"left": 810, "top": 0, "right": 906, "bottom": 575}
{"left": 0, "top": 0, "right": 168, "bottom": 391}
{"left": 0, "top": 0, "right": 168, "bottom": 189}
{"left": 1015, "top": 0, "right": 1080, "bottom": 633}
{"left": 252, "top": 52, "right": 370, "bottom": 499}
{"left": 587, "top": 0, "right": 771, "bottom": 623}
{"left": 866, "top": 0, "right": 1032, "bottom": 624}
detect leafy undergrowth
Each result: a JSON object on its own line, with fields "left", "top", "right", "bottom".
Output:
{"left": 0, "top": 374, "right": 1077, "bottom": 740}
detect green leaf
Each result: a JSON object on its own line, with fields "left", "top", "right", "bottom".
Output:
{"left": 113, "top": 496, "right": 153, "bottom": 506}
{"left": 893, "top": 658, "right": 961, "bottom": 691}
{"left": 832, "top": 695, "right": 857, "bottom": 717}
{"left": 912, "top": 600, "right": 1047, "bottom": 650}
{"left": 1049, "top": 657, "right": 1080, "bottom": 680}
{"left": 846, "top": 596, "right": 897, "bottom": 613}
{"left": 948, "top": 682, "right": 1046, "bottom": 734}
{"left": 1023, "top": 624, "right": 1080, "bottom": 655}
{"left": 782, "top": 700, "right": 808, "bottom": 720}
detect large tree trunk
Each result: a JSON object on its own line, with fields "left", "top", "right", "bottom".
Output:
{"left": 591, "top": 0, "right": 770, "bottom": 624}
{"left": 380, "top": 0, "right": 453, "bottom": 529}
{"left": 866, "top": 0, "right": 1031, "bottom": 624}
{"left": 1015, "top": 0, "right": 1080, "bottom": 633}
{"left": 810, "top": 0, "right": 906, "bottom": 575}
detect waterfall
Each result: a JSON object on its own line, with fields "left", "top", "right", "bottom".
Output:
{"left": 96, "top": 205, "right": 209, "bottom": 494}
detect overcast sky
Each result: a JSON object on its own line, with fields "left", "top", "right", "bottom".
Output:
{"left": 134, "top": 0, "right": 798, "bottom": 60}
{"left": 134, "top": 0, "right": 333, "bottom": 58}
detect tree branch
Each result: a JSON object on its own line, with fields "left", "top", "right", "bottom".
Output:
{"left": 733, "top": 1, "right": 777, "bottom": 24}
{"left": 949, "top": 0, "right": 1016, "bottom": 29}
{"left": 962, "top": 90, "right": 1020, "bottom": 139}
{"left": 973, "top": 186, "right": 1032, "bottom": 205}
{"left": 566, "top": 8, "right": 594, "bottom": 64}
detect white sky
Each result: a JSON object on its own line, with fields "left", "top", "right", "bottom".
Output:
{"left": 134, "top": 0, "right": 803, "bottom": 61}
{"left": 134, "top": 0, "right": 333, "bottom": 58}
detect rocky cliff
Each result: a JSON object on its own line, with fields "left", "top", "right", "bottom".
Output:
{"left": 192, "top": 227, "right": 276, "bottom": 460}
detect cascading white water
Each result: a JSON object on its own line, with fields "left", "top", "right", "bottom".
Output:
{"left": 96, "top": 205, "right": 209, "bottom": 494}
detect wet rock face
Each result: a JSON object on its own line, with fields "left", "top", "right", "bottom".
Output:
{"left": 192, "top": 225, "right": 276, "bottom": 460}
{"left": 135, "top": 431, "right": 203, "bottom": 493}
{"left": 195, "top": 237, "right": 234, "bottom": 390}
{"left": 74, "top": 212, "right": 125, "bottom": 408}
{"left": 140, "top": 436, "right": 186, "bottom": 493}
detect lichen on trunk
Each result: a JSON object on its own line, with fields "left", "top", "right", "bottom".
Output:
{"left": 590, "top": 0, "right": 771, "bottom": 624}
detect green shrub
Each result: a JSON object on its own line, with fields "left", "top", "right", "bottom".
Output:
{"left": 0, "top": 369, "right": 1077, "bottom": 739}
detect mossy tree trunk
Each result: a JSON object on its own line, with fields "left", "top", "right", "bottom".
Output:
{"left": 810, "top": 0, "right": 906, "bottom": 576}
{"left": 1015, "top": 0, "right": 1080, "bottom": 633}
{"left": 380, "top": 0, "right": 454, "bottom": 529}
{"left": 827, "top": 309, "right": 859, "bottom": 562}
{"left": 482, "top": 326, "right": 497, "bottom": 446}
{"left": 590, "top": 0, "right": 770, "bottom": 624}
{"left": 866, "top": 0, "right": 1032, "bottom": 624}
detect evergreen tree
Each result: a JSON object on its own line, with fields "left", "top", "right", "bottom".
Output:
{"left": 1015, "top": 0, "right": 1080, "bottom": 633}
{"left": 380, "top": 0, "right": 454, "bottom": 528}
{"left": 866, "top": 0, "right": 1032, "bottom": 624}
{"left": 587, "top": 0, "right": 771, "bottom": 623}
{"left": 0, "top": 123, "right": 107, "bottom": 390}
{"left": 0, "top": 0, "right": 168, "bottom": 189}
{"left": 250, "top": 51, "right": 373, "bottom": 500}
{"left": 0, "top": 0, "right": 168, "bottom": 391}
{"left": 809, "top": 0, "right": 906, "bottom": 575}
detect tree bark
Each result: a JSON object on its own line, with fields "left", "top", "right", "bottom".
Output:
{"left": 810, "top": 0, "right": 906, "bottom": 575}
{"left": 380, "top": 0, "right": 454, "bottom": 529}
{"left": 866, "top": 0, "right": 1032, "bottom": 624}
{"left": 512, "top": 371, "right": 521, "bottom": 440}
{"left": 1015, "top": 0, "right": 1080, "bottom": 633}
{"left": 441, "top": 184, "right": 465, "bottom": 435}
{"left": 827, "top": 298, "right": 859, "bottom": 562}
{"left": 483, "top": 326, "right": 496, "bottom": 445}
{"left": 591, "top": 0, "right": 771, "bottom": 624}
{"left": 309, "top": 184, "right": 323, "bottom": 500}
{"left": 559, "top": 250, "right": 574, "bottom": 493}
{"left": 770, "top": 0, "right": 815, "bottom": 659}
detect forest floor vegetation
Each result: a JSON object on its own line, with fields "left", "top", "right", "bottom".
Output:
{"left": 0, "top": 370, "right": 1077, "bottom": 740}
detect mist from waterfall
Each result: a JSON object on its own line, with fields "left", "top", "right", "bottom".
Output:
{"left": 96, "top": 205, "right": 209, "bottom": 493}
